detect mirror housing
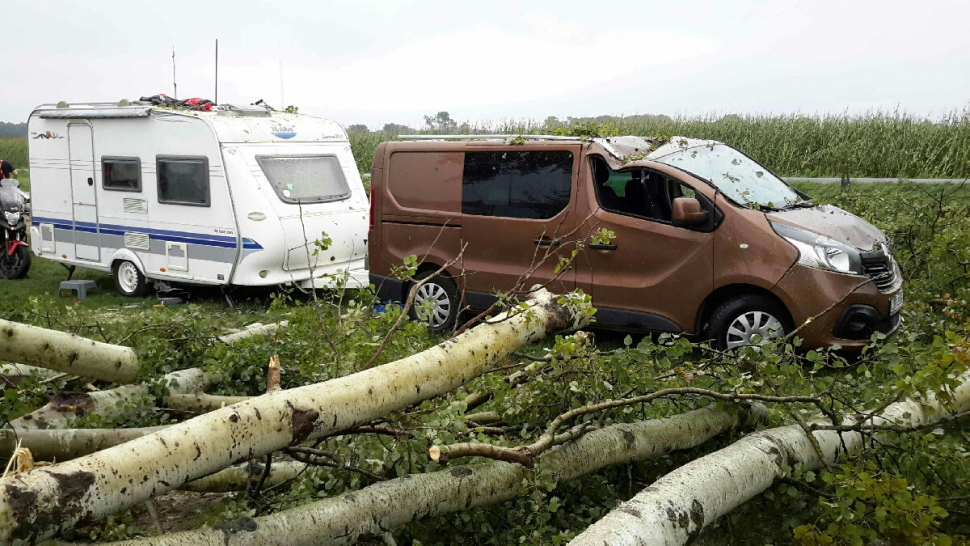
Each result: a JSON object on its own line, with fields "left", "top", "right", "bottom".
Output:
{"left": 671, "top": 197, "right": 709, "bottom": 227}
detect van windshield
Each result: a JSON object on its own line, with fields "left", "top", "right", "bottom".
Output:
{"left": 653, "top": 144, "right": 802, "bottom": 209}
{"left": 256, "top": 155, "right": 351, "bottom": 204}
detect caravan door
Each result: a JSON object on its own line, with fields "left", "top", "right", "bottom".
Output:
{"left": 68, "top": 123, "right": 100, "bottom": 261}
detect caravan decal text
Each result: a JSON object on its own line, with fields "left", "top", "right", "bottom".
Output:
{"left": 271, "top": 125, "right": 296, "bottom": 139}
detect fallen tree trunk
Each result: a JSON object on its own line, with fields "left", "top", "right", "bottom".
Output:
{"left": 0, "top": 363, "right": 64, "bottom": 384}
{"left": 164, "top": 392, "right": 251, "bottom": 413}
{"left": 113, "top": 403, "right": 766, "bottom": 546}
{"left": 11, "top": 369, "right": 206, "bottom": 430}
{"left": 0, "top": 319, "right": 139, "bottom": 383}
{"left": 217, "top": 322, "right": 289, "bottom": 345}
{"left": 569, "top": 372, "right": 970, "bottom": 546}
{"left": 180, "top": 461, "right": 307, "bottom": 493}
{"left": 0, "top": 289, "right": 589, "bottom": 543}
{"left": 0, "top": 426, "right": 168, "bottom": 462}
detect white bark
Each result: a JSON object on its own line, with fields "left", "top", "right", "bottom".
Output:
{"left": 0, "top": 427, "right": 167, "bottom": 462}
{"left": 180, "top": 461, "right": 308, "bottom": 493}
{"left": 0, "top": 363, "right": 63, "bottom": 383}
{"left": 569, "top": 372, "right": 970, "bottom": 546}
{"left": 113, "top": 404, "right": 766, "bottom": 546}
{"left": 0, "top": 289, "right": 588, "bottom": 544}
{"left": 0, "top": 319, "right": 139, "bottom": 383}
{"left": 164, "top": 393, "right": 251, "bottom": 413}
{"left": 217, "top": 322, "right": 289, "bottom": 345}
{"left": 10, "top": 369, "right": 206, "bottom": 430}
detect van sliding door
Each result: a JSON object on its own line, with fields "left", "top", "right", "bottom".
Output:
{"left": 459, "top": 146, "right": 580, "bottom": 307}
{"left": 68, "top": 123, "right": 100, "bottom": 261}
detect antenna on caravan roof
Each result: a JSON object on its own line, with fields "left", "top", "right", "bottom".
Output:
{"left": 214, "top": 39, "right": 219, "bottom": 104}
{"left": 172, "top": 46, "right": 178, "bottom": 99}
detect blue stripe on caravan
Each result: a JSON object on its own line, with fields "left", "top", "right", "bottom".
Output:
{"left": 32, "top": 216, "right": 263, "bottom": 250}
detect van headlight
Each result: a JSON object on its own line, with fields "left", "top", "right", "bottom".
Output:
{"left": 771, "top": 222, "right": 863, "bottom": 275}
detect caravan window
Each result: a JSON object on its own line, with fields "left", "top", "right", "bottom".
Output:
{"left": 102, "top": 157, "right": 141, "bottom": 192}
{"left": 256, "top": 155, "right": 351, "bottom": 204}
{"left": 157, "top": 156, "right": 210, "bottom": 207}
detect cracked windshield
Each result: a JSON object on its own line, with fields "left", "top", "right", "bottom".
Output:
{"left": 655, "top": 143, "right": 803, "bottom": 209}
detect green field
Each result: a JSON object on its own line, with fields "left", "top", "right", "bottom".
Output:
{"left": 350, "top": 110, "right": 970, "bottom": 179}
{"left": 5, "top": 109, "right": 970, "bottom": 181}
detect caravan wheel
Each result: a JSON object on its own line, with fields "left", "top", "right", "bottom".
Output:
{"left": 113, "top": 260, "right": 150, "bottom": 297}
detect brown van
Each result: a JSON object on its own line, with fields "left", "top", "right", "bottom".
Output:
{"left": 367, "top": 135, "right": 903, "bottom": 350}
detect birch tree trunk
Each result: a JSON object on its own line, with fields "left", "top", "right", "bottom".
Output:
{"left": 569, "top": 372, "right": 970, "bottom": 546}
{"left": 217, "top": 322, "right": 289, "bottom": 345}
{"left": 180, "top": 461, "right": 308, "bottom": 493}
{"left": 113, "top": 403, "right": 766, "bottom": 546}
{"left": 10, "top": 369, "right": 206, "bottom": 430}
{"left": 164, "top": 393, "right": 251, "bottom": 413}
{"left": 0, "top": 289, "right": 589, "bottom": 544}
{"left": 0, "top": 363, "right": 63, "bottom": 383}
{"left": 0, "top": 319, "right": 139, "bottom": 383}
{"left": 0, "top": 426, "right": 167, "bottom": 461}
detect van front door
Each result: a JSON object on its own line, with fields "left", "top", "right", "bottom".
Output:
{"left": 460, "top": 146, "right": 580, "bottom": 308}
{"left": 581, "top": 159, "right": 715, "bottom": 333}
{"left": 68, "top": 123, "right": 100, "bottom": 261}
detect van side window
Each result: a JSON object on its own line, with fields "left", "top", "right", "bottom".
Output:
{"left": 157, "top": 156, "right": 210, "bottom": 207}
{"left": 102, "top": 157, "right": 141, "bottom": 192}
{"left": 591, "top": 157, "right": 693, "bottom": 223}
{"left": 462, "top": 150, "right": 573, "bottom": 219}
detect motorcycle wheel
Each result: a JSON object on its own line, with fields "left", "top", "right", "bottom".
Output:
{"left": 0, "top": 245, "right": 31, "bottom": 280}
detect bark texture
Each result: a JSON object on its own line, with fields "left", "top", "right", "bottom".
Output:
{"left": 0, "top": 319, "right": 139, "bottom": 383}
{"left": 569, "top": 372, "right": 970, "bottom": 546}
{"left": 0, "top": 427, "right": 167, "bottom": 462}
{"left": 10, "top": 369, "right": 206, "bottom": 430}
{"left": 180, "top": 461, "right": 307, "bottom": 493}
{"left": 114, "top": 404, "right": 766, "bottom": 546}
{"left": 0, "top": 289, "right": 589, "bottom": 543}
{"left": 0, "top": 363, "right": 63, "bottom": 383}
{"left": 164, "top": 393, "right": 251, "bottom": 413}
{"left": 217, "top": 322, "right": 288, "bottom": 345}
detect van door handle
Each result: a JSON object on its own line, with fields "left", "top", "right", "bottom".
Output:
{"left": 590, "top": 243, "right": 618, "bottom": 250}
{"left": 87, "top": 177, "right": 94, "bottom": 186}
{"left": 533, "top": 237, "right": 561, "bottom": 247}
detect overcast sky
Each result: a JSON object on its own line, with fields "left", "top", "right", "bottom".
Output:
{"left": 3, "top": 0, "right": 968, "bottom": 128}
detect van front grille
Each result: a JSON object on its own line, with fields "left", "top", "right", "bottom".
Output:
{"left": 860, "top": 246, "right": 897, "bottom": 292}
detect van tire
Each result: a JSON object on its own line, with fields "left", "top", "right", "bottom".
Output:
{"left": 113, "top": 260, "right": 150, "bottom": 297}
{"left": 708, "top": 295, "right": 792, "bottom": 350}
{"left": 408, "top": 271, "right": 459, "bottom": 333}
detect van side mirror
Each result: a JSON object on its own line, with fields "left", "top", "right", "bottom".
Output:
{"left": 671, "top": 197, "right": 709, "bottom": 227}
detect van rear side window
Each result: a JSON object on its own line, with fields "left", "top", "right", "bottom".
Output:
{"left": 102, "top": 157, "right": 141, "bottom": 192}
{"left": 257, "top": 155, "right": 351, "bottom": 204}
{"left": 157, "top": 156, "right": 210, "bottom": 207}
{"left": 462, "top": 151, "right": 573, "bottom": 219}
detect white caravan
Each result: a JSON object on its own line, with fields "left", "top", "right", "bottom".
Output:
{"left": 27, "top": 102, "right": 369, "bottom": 296}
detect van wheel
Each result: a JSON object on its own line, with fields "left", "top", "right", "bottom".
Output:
{"left": 113, "top": 260, "right": 150, "bottom": 297}
{"left": 408, "top": 271, "right": 459, "bottom": 333}
{"left": 708, "top": 295, "right": 792, "bottom": 350}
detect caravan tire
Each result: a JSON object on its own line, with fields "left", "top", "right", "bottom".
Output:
{"left": 113, "top": 260, "right": 150, "bottom": 297}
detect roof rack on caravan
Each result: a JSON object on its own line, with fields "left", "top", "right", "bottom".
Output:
{"left": 396, "top": 134, "right": 579, "bottom": 141}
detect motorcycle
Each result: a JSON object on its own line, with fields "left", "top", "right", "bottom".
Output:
{"left": 0, "top": 179, "right": 31, "bottom": 279}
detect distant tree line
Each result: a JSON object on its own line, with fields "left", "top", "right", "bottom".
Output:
{"left": 0, "top": 122, "right": 27, "bottom": 138}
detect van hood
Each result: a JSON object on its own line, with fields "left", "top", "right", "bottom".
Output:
{"left": 766, "top": 204, "right": 886, "bottom": 252}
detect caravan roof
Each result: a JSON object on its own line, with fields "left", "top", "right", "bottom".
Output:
{"left": 30, "top": 102, "right": 348, "bottom": 144}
